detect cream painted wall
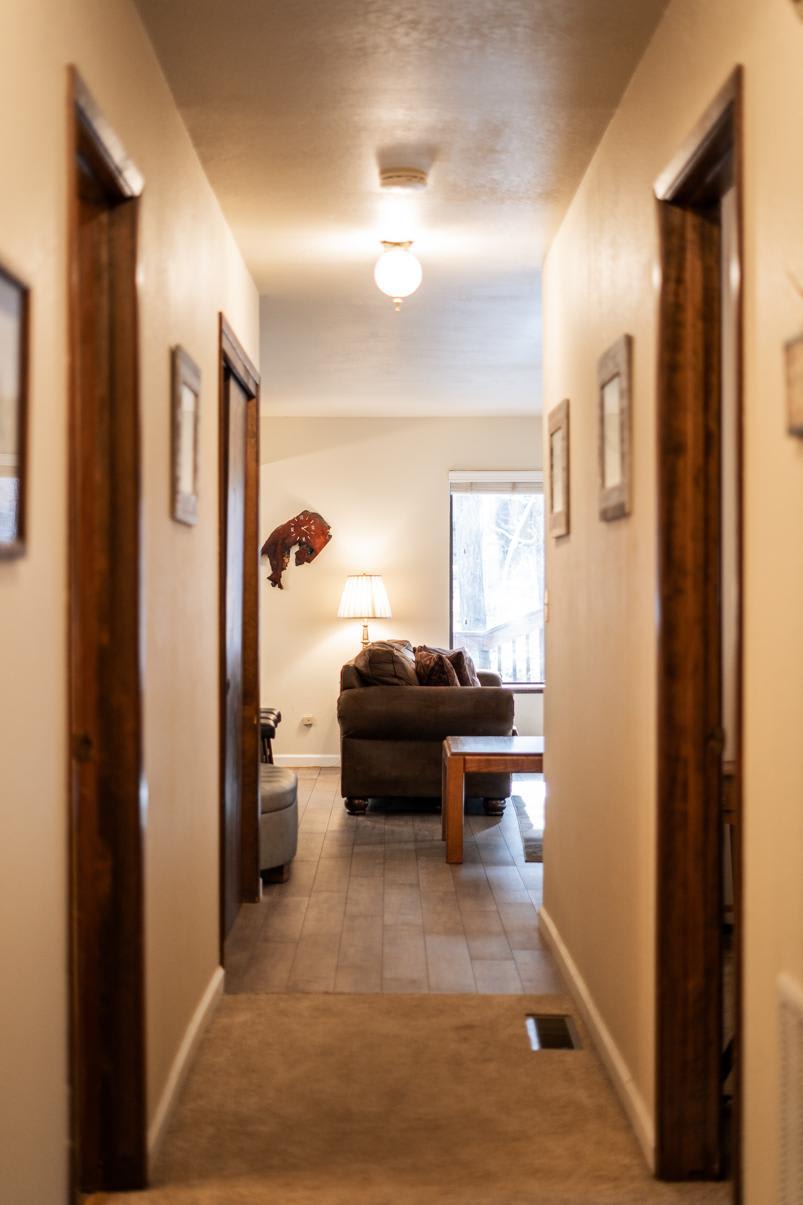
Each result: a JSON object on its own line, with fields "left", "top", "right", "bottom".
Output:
{"left": 542, "top": 0, "right": 803, "bottom": 1196}
{"left": 259, "top": 417, "right": 543, "bottom": 760}
{"left": 0, "top": 2, "right": 258, "bottom": 1199}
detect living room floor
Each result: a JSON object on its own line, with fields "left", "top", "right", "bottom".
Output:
{"left": 225, "top": 769, "right": 563, "bottom": 995}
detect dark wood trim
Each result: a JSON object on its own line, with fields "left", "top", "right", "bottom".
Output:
{"left": 218, "top": 314, "right": 261, "bottom": 956}
{"left": 654, "top": 67, "right": 743, "bottom": 1196}
{"left": 66, "top": 67, "right": 146, "bottom": 1194}
{"left": 654, "top": 68, "right": 742, "bottom": 207}
{"left": 0, "top": 257, "right": 30, "bottom": 560}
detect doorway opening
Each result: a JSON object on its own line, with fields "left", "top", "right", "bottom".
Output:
{"left": 654, "top": 68, "right": 743, "bottom": 1197}
{"left": 218, "top": 315, "right": 261, "bottom": 955}
{"left": 67, "top": 69, "right": 147, "bottom": 1193}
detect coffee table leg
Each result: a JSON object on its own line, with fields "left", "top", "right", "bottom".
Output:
{"left": 445, "top": 755, "right": 465, "bottom": 864}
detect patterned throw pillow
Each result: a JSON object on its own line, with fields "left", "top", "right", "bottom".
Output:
{"left": 414, "top": 645, "right": 481, "bottom": 687}
{"left": 354, "top": 640, "right": 418, "bottom": 686}
{"left": 414, "top": 647, "right": 461, "bottom": 687}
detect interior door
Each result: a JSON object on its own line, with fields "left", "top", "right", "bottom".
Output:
{"left": 656, "top": 198, "right": 724, "bottom": 1178}
{"left": 68, "top": 71, "right": 146, "bottom": 1192}
{"left": 222, "top": 368, "right": 247, "bottom": 941}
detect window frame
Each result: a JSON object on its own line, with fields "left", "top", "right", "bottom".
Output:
{"left": 448, "top": 470, "right": 545, "bottom": 691}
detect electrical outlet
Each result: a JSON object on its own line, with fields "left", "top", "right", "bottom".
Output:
{"left": 301, "top": 714, "right": 315, "bottom": 727}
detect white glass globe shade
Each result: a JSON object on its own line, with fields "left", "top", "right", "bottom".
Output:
{"left": 373, "top": 247, "right": 423, "bottom": 300}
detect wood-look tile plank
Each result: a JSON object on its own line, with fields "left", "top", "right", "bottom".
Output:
{"left": 300, "top": 891, "right": 347, "bottom": 937}
{"left": 338, "top": 914, "right": 383, "bottom": 970}
{"left": 477, "top": 840, "right": 515, "bottom": 867}
{"left": 345, "top": 876, "right": 384, "bottom": 917}
{"left": 288, "top": 931, "right": 340, "bottom": 990}
{"left": 384, "top": 883, "right": 423, "bottom": 927}
{"left": 238, "top": 942, "right": 296, "bottom": 993}
{"left": 472, "top": 959, "right": 524, "bottom": 994}
{"left": 259, "top": 896, "right": 309, "bottom": 943}
{"left": 383, "top": 846, "right": 419, "bottom": 885}
{"left": 460, "top": 908, "right": 514, "bottom": 964}
{"left": 417, "top": 858, "right": 456, "bottom": 894}
{"left": 320, "top": 831, "right": 356, "bottom": 857}
{"left": 452, "top": 874, "right": 498, "bottom": 912}
{"left": 353, "top": 815, "right": 387, "bottom": 846}
{"left": 350, "top": 846, "right": 385, "bottom": 878}
{"left": 334, "top": 966, "right": 382, "bottom": 993}
{"left": 276, "top": 859, "right": 318, "bottom": 897}
{"left": 382, "top": 924, "right": 428, "bottom": 990}
{"left": 425, "top": 934, "right": 476, "bottom": 993}
{"left": 421, "top": 890, "right": 466, "bottom": 937}
{"left": 313, "top": 856, "right": 352, "bottom": 894}
{"left": 299, "top": 809, "right": 332, "bottom": 834}
{"left": 295, "top": 831, "right": 325, "bottom": 862}
{"left": 512, "top": 948, "right": 565, "bottom": 993}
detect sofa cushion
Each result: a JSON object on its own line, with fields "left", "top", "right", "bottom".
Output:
{"left": 337, "top": 684, "right": 515, "bottom": 741}
{"left": 415, "top": 645, "right": 482, "bottom": 687}
{"left": 354, "top": 640, "right": 418, "bottom": 687}
{"left": 415, "top": 647, "right": 460, "bottom": 687}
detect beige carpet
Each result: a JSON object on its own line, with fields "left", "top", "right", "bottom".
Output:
{"left": 102, "top": 994, "right": 730, "bottom": 1205}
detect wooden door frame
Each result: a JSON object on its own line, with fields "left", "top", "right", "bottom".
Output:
{"left": 654, "top": 67, "right": 743, "bottom": 1191}
{"left": 218, "top": 314, "right": 261, "bottom": 954}
{"left": 67, "top": 68, "right": 147, "bottom": 1193}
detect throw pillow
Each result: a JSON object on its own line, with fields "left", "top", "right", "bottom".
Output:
{"left": 354, "top": 640, "right": 418, "bottom": 686}
{"left": 414, "top": 645, "right": 481, "bottom": 687}
{"left": 414, "top": 647, "right": 461, "bottom": 687}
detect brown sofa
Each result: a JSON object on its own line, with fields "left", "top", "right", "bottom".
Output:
{"left": 338, "top": 659, "right": 515, "bottom": 815}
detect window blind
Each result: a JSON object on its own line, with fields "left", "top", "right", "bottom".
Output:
{"left": 448, "top": 470, "right": 543, "bottom": 495}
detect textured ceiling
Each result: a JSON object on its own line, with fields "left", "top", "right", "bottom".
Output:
{"left": 136, "top": 0, "right": 668, "bottom": 416}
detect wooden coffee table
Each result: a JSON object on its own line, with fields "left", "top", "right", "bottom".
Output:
{"left": 441, "top": 735, "right": 545, "bottom": 864}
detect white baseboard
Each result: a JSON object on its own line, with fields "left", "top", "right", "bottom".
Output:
{"left": 148, "top": 965, "right": 225, "bottom": 1162}
{"left": 539, "top": 906, "right": 655, "bottom": 1171}
{"left": 274, "top": 754, "right": 341, "bottom": 768}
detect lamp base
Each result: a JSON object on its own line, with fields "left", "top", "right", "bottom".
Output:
{"left": 361, "top": 621, "right": 370, "bottom": 648}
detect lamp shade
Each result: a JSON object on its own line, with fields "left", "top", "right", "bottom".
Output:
{"left": 337, "top": 574, "right": 392, "bottom": 620}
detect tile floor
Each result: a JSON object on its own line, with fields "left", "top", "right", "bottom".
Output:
{"left": 225, "top": 769, "right": 565, "bottom": 996}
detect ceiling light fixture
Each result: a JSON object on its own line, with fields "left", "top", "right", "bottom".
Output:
{"left": 374, "top": 166, "right": 427, "bottom": 311}
{"left": 374, "top": 240, "right": 423, "bottom": 312}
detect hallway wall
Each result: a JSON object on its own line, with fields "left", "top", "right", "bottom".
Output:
{"left": 0, "top": 2, "right": 258, "bottom": 1200}
{"left": 259, "top": 416, "right": 543, "bottom": 761}
{"left": 542, "top": 0, "right": 803, "bottom": 1195}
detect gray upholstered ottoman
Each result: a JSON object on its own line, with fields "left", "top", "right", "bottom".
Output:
{"left": 259, "top": 765, "right": 298, "bottom": 883}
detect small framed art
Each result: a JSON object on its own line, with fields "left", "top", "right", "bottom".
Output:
{"left": 598, "top": 334, "right": 633, "bottom": 521}
{"left": 0, "top": 262, "right": 30, "bottom": 559}
{"left": 548, "top": 399, "right": 570, "bottom": 538}
{"left": 171, "top": 345, "right": 201, "bottom": 525}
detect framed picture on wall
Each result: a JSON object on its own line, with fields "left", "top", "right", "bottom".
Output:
{"left": 548, "top": 399, "right": 570, "bottom": 538}
{"left": 597, "top": 334, "right": 633, "bottom": 521}
{"left": 0, "top": 262, "right": 30, "bottom": 559}
{"left": 171, "top": 345, "right": 201, "bottom": 525}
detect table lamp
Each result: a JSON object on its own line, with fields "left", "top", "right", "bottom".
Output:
{"left": 338, "top": 573, "right": 392, "bottom": 648}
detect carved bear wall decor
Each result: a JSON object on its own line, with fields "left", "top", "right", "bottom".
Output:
{"left": 260, "top": 510, "right": 332, "bottom": 589}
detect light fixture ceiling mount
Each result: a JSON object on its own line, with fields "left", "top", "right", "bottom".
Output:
{"left": 379, "top": 166, "right": 428, "bottom": 191}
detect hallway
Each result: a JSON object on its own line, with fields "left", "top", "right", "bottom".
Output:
{"left": 98, "top": 993, "right": 730, "bottom": 1205}
{"left": 94, "top": 772, "right": 729, "bottom": 1203}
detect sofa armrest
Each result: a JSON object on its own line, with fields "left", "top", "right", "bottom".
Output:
{"left": 338, "top": 685, "right": 514, "bottom": 742}
{"left": 477, "top": 669, "right": 503, "bottom": 687}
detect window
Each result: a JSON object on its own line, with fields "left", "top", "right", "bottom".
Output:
{"left": 450, "top": 471, "right": 545, "bottom": 686}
